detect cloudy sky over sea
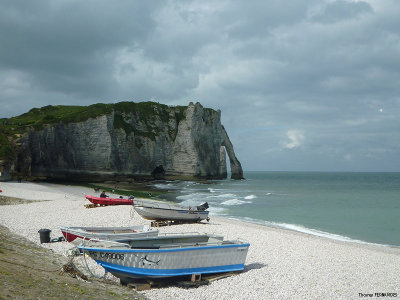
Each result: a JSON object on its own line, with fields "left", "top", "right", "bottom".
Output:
{"left": 1, "top": 0, "right": 399, "bottom": 172}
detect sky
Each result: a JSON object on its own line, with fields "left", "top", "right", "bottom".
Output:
{"left": 1, "top": 0, "right": 400, "bottom": 172}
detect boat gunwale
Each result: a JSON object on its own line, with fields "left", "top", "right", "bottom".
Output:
{"left": 134, "top": 206, "right": 209, "bottom": 214}
{"left": 60, "top": 226, "right": 153, "bottom": 231}
{"left": 60, "top": 226, "right": 156, "bottom": 236}
{"left": 79, "top": 242, "right": 250, "bottom": 253}
{"left": 133, "top": 199, "right": 209, "bottom": 212}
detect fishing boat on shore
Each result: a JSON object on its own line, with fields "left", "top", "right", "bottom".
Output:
{"left": 61, "top": 225, "right": 158, "bottom": 246}
{"left": 132, "top": 199, "right": 210, "bottom": 222}
{"left": 85, "top": 195, "right": 133, "bottom": 206}
{"left": 78, "top": 232, "right": 250, "bottom": 281}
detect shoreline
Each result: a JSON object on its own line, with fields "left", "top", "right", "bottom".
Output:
{"left": 0, "top": 181, "right": 399, "bottom": 299}
{"left": 214, "top": 215, "right": 400, "bottom": 256}
{"left": 223, "top": 215, "right": 400, "bottom": 250}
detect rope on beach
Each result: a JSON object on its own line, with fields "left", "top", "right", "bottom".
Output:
{"left": 130, "top": 206, "right": 135, "bottom": 219}
{"left": 60, "top": 256, "right": 89, "bottom": 281}
{"left": 80, "top": 238, "right": 106, "bottom": 280}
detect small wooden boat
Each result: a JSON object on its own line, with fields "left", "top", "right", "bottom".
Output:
{"left": 85, "top": 195, "right": 133, "bottom": 206}
{"left": 78, "top": 232, "right": 250, "bottom": 281}
{"left": 133, "top": 199, "right": 210, "bottom": 222}
{"left": 61, "top": 225, "right": 158, "bottom": 246}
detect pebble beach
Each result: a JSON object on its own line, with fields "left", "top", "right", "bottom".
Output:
{"left": 0, "top": 181, "right": 399, "bottom": 299}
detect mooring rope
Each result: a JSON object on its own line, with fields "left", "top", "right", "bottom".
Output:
{"left": 80, "top": 237, "right": 106, "bottom": 279}
{"left": 130, "top": 206, "right": 135, "bottom": 219}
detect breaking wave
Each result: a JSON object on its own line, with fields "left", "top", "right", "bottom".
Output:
{"left": 235, "top": 217, "right": 386, "bottom": 246}
{"left": 221, "top": 199, "right": 252, "bottom": 206}
{"left": 209, "top": 193, "right": 237, "bottom": 199}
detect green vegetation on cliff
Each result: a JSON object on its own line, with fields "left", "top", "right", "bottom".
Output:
{"left": 0, "top": 132, "right": 14, "bottom": 160}
{"left": 0, "top": 101, "right": 188, "bottom": 160}
{"left": 2, "top": 103, "right": 113, "bottom": 132}
{"left": 112, "top": 102, "right": 187, "bottom": 141}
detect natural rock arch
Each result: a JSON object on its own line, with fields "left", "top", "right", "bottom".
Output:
{"left": 221, "top": 126, "right": 244, "bottom": 180}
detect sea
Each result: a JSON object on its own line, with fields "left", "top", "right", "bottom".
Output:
{"left": 153, "top": 171, "right": 400, "bottom": 247}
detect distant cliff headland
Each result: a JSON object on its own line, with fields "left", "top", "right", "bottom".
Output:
{"left": 0, "top": 101, "right": 243, "bottom": 182}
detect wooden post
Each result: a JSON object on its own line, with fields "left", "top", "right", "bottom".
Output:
{"left": 191, "top": 274, "right": 201, "bottom": 282}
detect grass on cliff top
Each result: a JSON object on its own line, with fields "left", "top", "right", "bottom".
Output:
{"left": 1, "top": 101, "right": 188, "bottom": 132}
{"left": 1, "top": 103, "right": 113, "bottom": 132}
{"left": 0, "top": 101, "right": 189, "bottom": 160}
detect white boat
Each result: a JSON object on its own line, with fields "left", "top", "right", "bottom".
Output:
{"left": 78, "top": 232, "right": 250, "bottom": 282}
{"left": 60, "top": 225, "right": 158, "bottom": 246}
{"left": 133, "top": 199, "right": 210, "bottom": 222}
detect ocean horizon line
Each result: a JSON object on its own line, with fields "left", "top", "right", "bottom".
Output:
{"left": 241, "top": 170, "right": 400, "bottom": 174}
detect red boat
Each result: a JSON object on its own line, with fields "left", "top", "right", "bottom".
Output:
{"left": 85, "top": 195, "right": 133, "bottom": 206}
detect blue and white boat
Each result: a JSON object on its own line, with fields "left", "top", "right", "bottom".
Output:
{"left": 78, "top": 232, "right": 250, "bottom": 281}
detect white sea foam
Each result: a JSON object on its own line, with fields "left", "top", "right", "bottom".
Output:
{"left": 236, "top": 216, "right": 383, "bottom": 246}
{"left": 211, "top": 193, "right": 237, "bottom": 198}
{"left": 153, "top": 183, "right": 175, "bottom": 189}
{"left": 221, "top": 199, "right": 251, "bottom": 206}
{"left": 270, "top": 222, "right": 386, "bottom": 246}
{"left": 245, "top": 195, "right": 257, "bottom": 200}
{"left": 207, "top": 187, "right": 229, "bottom": 193}
{"left": 182, "top": 181, "right": 198, "bottom": 187}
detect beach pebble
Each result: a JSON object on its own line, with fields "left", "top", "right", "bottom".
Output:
{"left": 0, "top": 182, "right": 399, "bottom": 299}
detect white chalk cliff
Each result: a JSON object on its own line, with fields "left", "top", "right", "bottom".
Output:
{"left": 8, "top": 102, "right": 243, "bottom": 181}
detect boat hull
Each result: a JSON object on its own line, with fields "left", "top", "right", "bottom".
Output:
{"left": 80, "top": 242, "right": 249, "bottom": 279}
{"left": 134, "top": 206, "right": 209, "bottom": 221}
{"left": 61, "top": 226, "right": 158, "bottom": 246}
{"left": 85, "top": 195, "right": 133, "bottom": 206}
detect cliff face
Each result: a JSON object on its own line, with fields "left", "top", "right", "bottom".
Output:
{"left": 2, "top": 102, "right": 243, "bottom": 181}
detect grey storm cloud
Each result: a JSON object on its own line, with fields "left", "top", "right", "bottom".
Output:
{"left": 311, "top": 0, "right": 373, "bottom": 23}
{"left": 1, "top": 0, "right": 400, "bottom": 172}
{"left": 0, "top": 1, "right": 161, "bottom": 97}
